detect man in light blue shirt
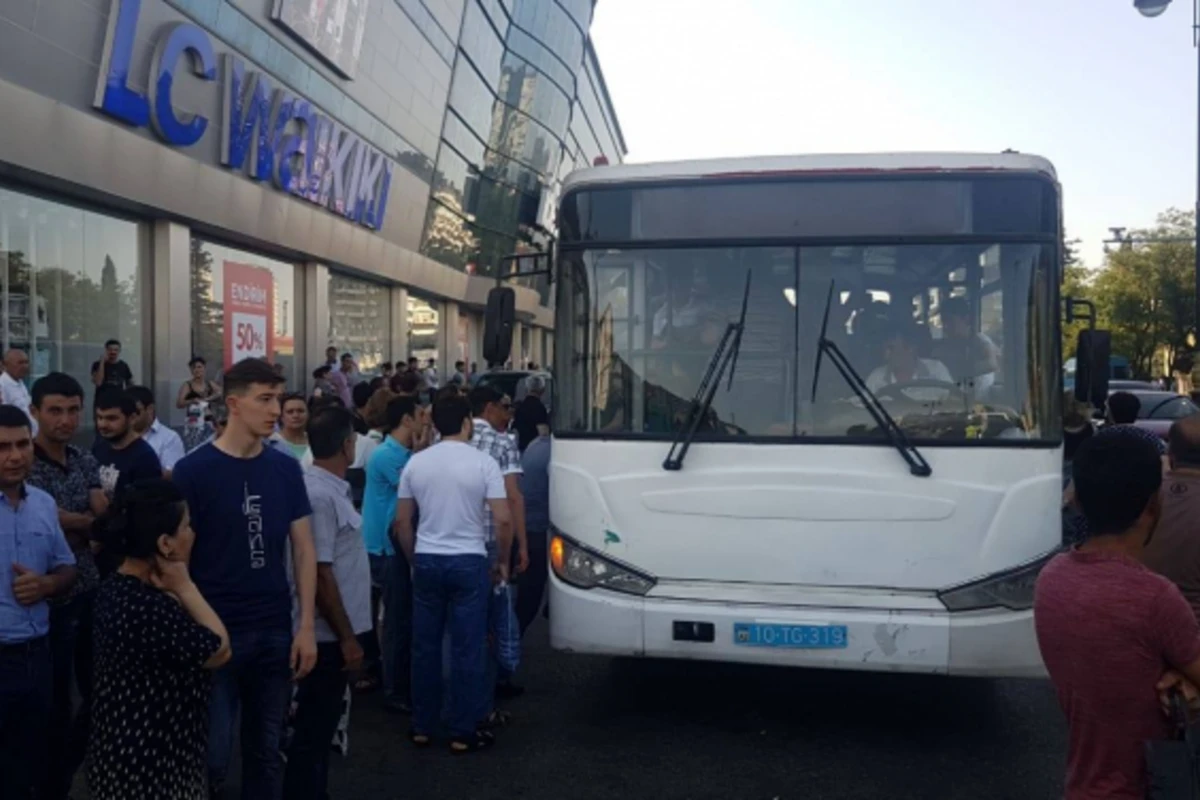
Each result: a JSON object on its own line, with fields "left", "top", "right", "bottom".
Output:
{"left": 361, "top": 395, "right": 418, "bottom": 713}
{"left": 0, "top": 403, "right": 77, "bottom": 798}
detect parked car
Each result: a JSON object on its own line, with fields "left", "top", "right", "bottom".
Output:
{"left": 1105, "top": 390, "right": 1200, "bottom": 439}
{"left": 1108, "top": 379, "right": 1157, "bottom": 391}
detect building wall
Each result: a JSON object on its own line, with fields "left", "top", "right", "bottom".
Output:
{"left": 0, "top": 0, "right": 622, "bottom": 428}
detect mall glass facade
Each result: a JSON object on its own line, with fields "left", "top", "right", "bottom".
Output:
{"left": 0, "top": 0, "right": 622, "bottom": 428}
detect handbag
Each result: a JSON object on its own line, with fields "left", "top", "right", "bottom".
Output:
{"left": 1145, "top": 690, "right": 1200, "bottom": 799}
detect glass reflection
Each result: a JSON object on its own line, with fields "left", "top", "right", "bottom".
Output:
{"left": 407, "top": 296, "right": 440, "bottom": 364}
{"left": 328, "top": 274, "right": 391, "bottom": 371}
{"left": 0, "top": 188, "right": 142, "bottom": 438}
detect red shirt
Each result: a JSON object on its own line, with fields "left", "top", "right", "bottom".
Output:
{"left": 1035, "top": 550, "right": 1200, "bottom": 799}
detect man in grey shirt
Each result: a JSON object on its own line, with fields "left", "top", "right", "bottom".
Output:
{"left": 284, "top": 406, "right": 370, "bottom": 800}
{"left": 517, "top": 425, "right": 550, "bottom": 635}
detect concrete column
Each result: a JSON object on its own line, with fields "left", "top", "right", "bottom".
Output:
{"left": 530, "top": 324, "right": 544, "bottom": 369}
{"left": 302, "top": 262, "right": 330, "bottom": 393}
{"left": 151, "top": 221, "right": 192, "bottom": 427}
{"left": 390, "top": 285, "right": 408, "bottom": 365}
{"left": 440, "top": 301, "right": 459, "bottom": 380}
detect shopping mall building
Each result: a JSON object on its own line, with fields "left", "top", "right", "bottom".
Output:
{"left": 0, "top": 0, "right": 624, "bottom": 428}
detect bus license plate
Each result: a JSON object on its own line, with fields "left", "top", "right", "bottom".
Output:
{"left": 733, "top": 622, "right": 848, "bottom": 649}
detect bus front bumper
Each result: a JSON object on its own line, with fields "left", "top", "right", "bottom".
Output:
{"left": 548, "top": 574, "right": 1046, "bottom": 678}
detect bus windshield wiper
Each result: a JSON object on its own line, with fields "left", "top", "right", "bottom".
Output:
{"left": 809, "top": 281, "right": 932, "bottom": 478}
{"left": 662, "top": 272, "right": 752, "bottom": 471}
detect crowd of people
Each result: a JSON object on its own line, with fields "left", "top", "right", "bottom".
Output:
{"left": 0, "top": 346, "right": 553, "bottom": 799}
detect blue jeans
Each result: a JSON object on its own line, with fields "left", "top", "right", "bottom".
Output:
{"left": 411, "top": 553, "right": 489, "bottom": 739}
{"left": 370, "top": 552, "right": 412, "bottom": 708}
{"left": 0, "top": 637, "right": 51, "bottom": 800}
{"left": 207, "top": 626, "right": 293, "bottom": 800}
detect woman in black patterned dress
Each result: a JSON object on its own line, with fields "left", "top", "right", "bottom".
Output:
{"left": 87, "top": 480, "right": 231, "bottom": 800}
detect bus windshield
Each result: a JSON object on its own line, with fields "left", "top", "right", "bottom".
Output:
{"left": 556, "top": 240, "right": 1060, "bottom": 444}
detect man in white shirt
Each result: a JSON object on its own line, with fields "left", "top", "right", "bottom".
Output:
{"left": 128, "top": 385, "right": 183, "bottom": 474}
{"left": 0, "top": 349, "right": 36, "bottom": 435}
{"left": 284, "top": 406, "right": 370, "bottom": 800}
{"left": 865, "top": 323, "right": 953, "bottom": 404}
{"left": 395, "top": 393, "right": 511, "bottom": 754}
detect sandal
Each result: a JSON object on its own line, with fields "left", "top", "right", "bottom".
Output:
{"left": 409, "top": 730, "right": 432, "bottom": 748}
{"left": 449, "top": 730, "right": 495, "bottom": 754}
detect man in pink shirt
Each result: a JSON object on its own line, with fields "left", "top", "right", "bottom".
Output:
{"left": 1036, "top": 431, "right": 1200, "bottom": 799}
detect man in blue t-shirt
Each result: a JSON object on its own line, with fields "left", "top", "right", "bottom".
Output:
{"left": 361, "top": 395, "right": 418, "bottom": 713}
{"left": 172, "top": 358, "right": 317, "bottom": 800}
{"left": 92, "top": 389, "right": 162, "bottom": 501}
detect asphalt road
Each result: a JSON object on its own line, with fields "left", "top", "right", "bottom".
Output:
{"left": 326, "top": 621, "right": 1068, "bottom": 800}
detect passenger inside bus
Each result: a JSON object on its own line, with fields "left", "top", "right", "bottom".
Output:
{"left": 933, "top": 296, "right": 1000, "bottom": 399}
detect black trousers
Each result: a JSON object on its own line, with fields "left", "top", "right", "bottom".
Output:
{"left": 0, "top": 636, "right": 52, "bottom": 800}
{"left": 515, "top": 529, "right": 549, "bottom": 636}
{"left": 283, "top": 643, "right": 348, "bottom": 800}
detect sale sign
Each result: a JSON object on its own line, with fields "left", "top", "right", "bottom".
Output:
{"left": 222, "top": 262, "right": 275, "bottom": 369}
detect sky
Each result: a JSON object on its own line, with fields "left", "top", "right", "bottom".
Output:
{"left": 589, "top": 0, "right": 1198, "bottom": 268}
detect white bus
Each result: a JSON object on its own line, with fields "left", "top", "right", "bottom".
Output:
{"left": 494, "top": 153, "right": 1072, "bottom": 677}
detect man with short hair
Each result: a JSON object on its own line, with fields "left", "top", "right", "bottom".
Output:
{"left": 395, "top": 395, "right": 511, "bottom": 753}
{"left": 340, "top": 352, "right": 361, "bottom": 388}
{"left": 28, "top": 373, "right": 107, "bottom": 800}
{"left": 362, "top": 395, "right": 419, "bottom": 713}
{"left": 351, "top": 381, "right": 373, "bottom": 436}
{"left": 92, "top": 388, "right": 162, "bottom": 501}
{"left": 467, "top": 386, "right": 528, "bottom": 703}
{"left": 324, "top": 346, "right": 339, "bottom": 369}
{"left": 1142, "top": 415, "right": 1200, "bottom": 619}
{"left": 1035, "top": 433, "right": 1200, "bottom": 799}
{"left": 172, "top": 357, "right": 318, "bottom": 799}
{"left": 0, "top": 404, "right": 77, "bottom": 800}
{"left": 513, "top": 375, "right": 549, "bottom": 453}
{"left": 1103, "top": 391, "right": 1168, "bottom": 454}
{"left": 283, "top": 406, "right": 370, "bottom": 800}
{"left": 0, "top": 349, "right": 35, "bottom": 437}
{"left": 128, "top": 385, "right": 185, "bottom": 475}
{"left": 450, "top": 361, "right": 468, "bottom": 388}
{"left": 89, "top": 339, "right": 132, "bottom": 391}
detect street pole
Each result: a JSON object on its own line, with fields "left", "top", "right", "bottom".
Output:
{"left": 1194, "top": 0, "right": 1200, "bottom": 338}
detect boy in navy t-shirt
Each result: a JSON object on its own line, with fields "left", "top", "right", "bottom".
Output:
{"left": 172, "top": 358, "right": 316, "bottom": 799}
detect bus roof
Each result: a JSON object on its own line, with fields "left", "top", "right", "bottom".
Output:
{"left": 561, "top": 152, "right": 1058, "bottom": 192}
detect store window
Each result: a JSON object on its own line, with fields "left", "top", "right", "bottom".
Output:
{"left": 0, "top": 187, "right": 143, "bottom": 424}
{"left": 407, "top": 295, "right": 441, "bottom": 364}
{"left": 328, "top": 273, "right": 391, "bottom": 373}
{"left": 189, "top": 239, "right": 298, "bottom": 386}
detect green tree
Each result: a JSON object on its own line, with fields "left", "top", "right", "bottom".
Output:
{"left": 1092, "top": 208, "right": 1195, "bottom": 379}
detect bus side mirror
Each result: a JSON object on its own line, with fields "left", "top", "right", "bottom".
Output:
{"left": 483, "top": 287, "right": 516, "bottom": 367}
{"left": 1074, "top": 329, "right": 1111, "bottom": 409}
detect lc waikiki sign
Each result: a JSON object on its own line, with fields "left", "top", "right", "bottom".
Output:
{"left": 94, "top": 0, "right": 394, "bottom": 231}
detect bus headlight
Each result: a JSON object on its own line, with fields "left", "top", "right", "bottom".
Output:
{"left": 937, "top": 550, "right": 1060, "bottom": 612}
{"left": 550, "top": 531, "right": 656, "bottom": 596}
